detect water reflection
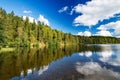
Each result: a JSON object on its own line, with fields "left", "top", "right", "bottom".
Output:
{"left": 11, "top": 65, "right": 49, "bottom": 80}
{"left": 0, "top": 45, "right": 84, "bottom": 80}
{"left": 76, "top": 62, "right": 120, "bottom": 80}
{"left": 98, "top": 45, "right": 120, "bottom": 66}
{"left": 0, "top": 44, "right": 120, "bottom": 80}
{"left": 79, "top": 51, "right": 92, "bottom": 57}
{"left": 37, "top": 44, "right": 120, "bottom": 80}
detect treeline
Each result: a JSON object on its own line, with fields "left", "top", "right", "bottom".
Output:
{"left": 0, "top": 8, "right": 79, "bottom": 48}
{"left": 78, "top": 36, "right": 120, "bottom": 44}
{"left": 0, "top": 8, "right": 120, "bottom": 48}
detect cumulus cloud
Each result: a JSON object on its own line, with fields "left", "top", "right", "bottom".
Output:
{"left": 23, "top": 16, "right": 37, "bottom": 23}
{"left": 97, "top": 21, "right": 120, "bottom": 36}
{"left": 95, "top": 30, "right": 112, "bottom": 36}
{"left": 77, "top": 30, "right": 112, "bottom": 37}
{"left": 77, "top": 31, "right": 91, "bottom": 36}
{"left": 38, "top": 15, "right": 50, "bottom": 26}
{"left": 58, "top": 6, "right": 68, "bottom": 13}
{"left": 23, "top": 14, "right": 50, "bottom": 26}
{"left": 71, "top": 0, "right": 120, "bottom": 27}
{"left": 23, "top": 10, "right": 32, "bottom": 14}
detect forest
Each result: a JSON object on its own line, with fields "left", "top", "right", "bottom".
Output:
{"left": 0, "top": 8, "right": 120, "bottom": 48}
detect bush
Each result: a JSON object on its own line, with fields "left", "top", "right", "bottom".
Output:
{"left": 8, "top": 43, "right": 16, "bottom": 47}
{"left": 0, "top": 43, "right": 7, "bottom": 48}
{"left": 21, "top": 41, "right": 30, "bottom": 47}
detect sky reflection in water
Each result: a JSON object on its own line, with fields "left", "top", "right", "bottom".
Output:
{"left": 11, "top": 44, "right": 120, "bottom": 80}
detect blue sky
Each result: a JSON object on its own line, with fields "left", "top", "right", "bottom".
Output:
{"left": 0, "top": 0, "right": 120, "bottom": 37}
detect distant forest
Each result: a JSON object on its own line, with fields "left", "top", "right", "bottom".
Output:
{"left": 0, "top": 8, "right": 120, "bottom": 48}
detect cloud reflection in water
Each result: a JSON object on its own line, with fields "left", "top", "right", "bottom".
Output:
{"left": 76, "top": 62, "right": 120, "bottom": 79}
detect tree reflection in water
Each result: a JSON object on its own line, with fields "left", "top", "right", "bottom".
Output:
{"left": 0, "top": 44, "right": 109, "bottom": 80}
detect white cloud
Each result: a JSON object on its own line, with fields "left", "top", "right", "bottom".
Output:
{"left": 23, "top": 16, "right": 37, "bottom": 23}
{"left": 97, "top": 21, "right": 120, "bottom": 36}
{"left": 58, "top": 6, "right": 68, "bottom": 13}
{"left": 95, "top": 30, "right": 112, "bottom": 36}
{"left": 77, "top": 29, "right": 113, "bottom": 37}
{"left": 23, "top": 15, "right": 50, "bottom": 26}
{"left": 72, "top": 0, "right": 120, "bottom": 27}
{"left": 116, "top": 36, "right": 120, "bottom": 38}
{"left": 38, "top": 15, "right": 50, "bottom": 26}
{"left": 23, "top": 10, "right": 32, "bottom": 14}
{"left": 77, "top": 31, "right": 91, "bottom": 36}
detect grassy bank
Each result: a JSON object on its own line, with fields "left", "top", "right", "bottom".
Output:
{"left": 0, "top": 48, "right": 15, "bottom": 53}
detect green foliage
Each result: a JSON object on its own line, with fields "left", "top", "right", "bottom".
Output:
{"left": 0, "top": 8, "right": 120, "bottom": 48}
{"left": 0, "top": 8, "right": 7, "bottom": 45}
{"left": 78, "top": 36, "right": 120, "bottom": 44}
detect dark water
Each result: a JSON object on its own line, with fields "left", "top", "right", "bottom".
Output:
{"left": 0, "top": 44, "right": 120, "bottom": 80}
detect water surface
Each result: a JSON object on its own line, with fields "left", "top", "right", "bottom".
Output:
{"left": 0, "top": 44, "right": 120, "bottom": 80}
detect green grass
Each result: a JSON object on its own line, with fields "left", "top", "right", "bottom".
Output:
{"left": 0, "top": 48, "right": 15, "bottom": 53}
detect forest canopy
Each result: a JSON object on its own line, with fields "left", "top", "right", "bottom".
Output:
{"left": 0, "top": 8, "right": 120, "bottom": 48}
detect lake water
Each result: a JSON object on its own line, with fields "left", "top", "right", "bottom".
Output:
{"left": 0, "top": 44, "right": 120, "bottom": 80}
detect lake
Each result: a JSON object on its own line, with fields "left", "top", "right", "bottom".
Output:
{"left": 0, "top": 44, "right": 120, "bottom": 80}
